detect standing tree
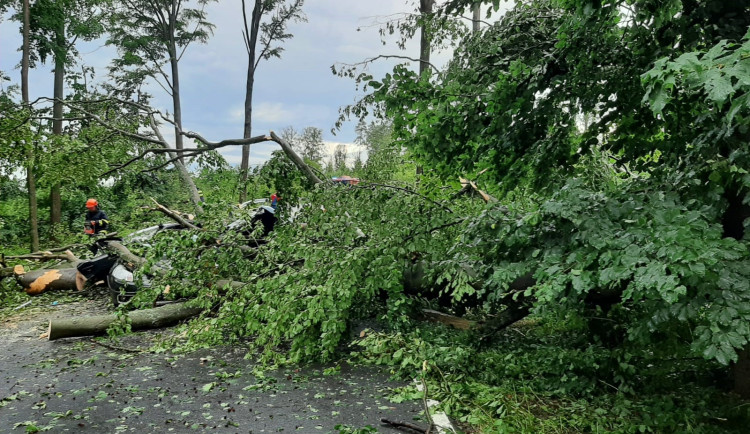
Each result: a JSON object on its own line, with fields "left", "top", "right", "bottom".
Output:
{"left": 239, "top": 0, "right": 306, "bottom": 202}
{"left": 333, "top": 144, "right": 347, "bottom": 173}
{"left": 22, "top": 0, "right": 39, "bottom": 251}
{"left": 27, "top": 0, "right": 106, "bottom": 232}
{"left": 107, "top": 0, "right": 216, "bottom": 213}
{"left": 418, "top": 0, "right": 434, "bottom": 77}
{"left": 279, "top": 125, "right": 300, "bottom": 146}
{"left": 472, "top": 1, "right": 480, "bottom": 33}
{"left": 298, "top": 126, "right": 324, "bottom": 163}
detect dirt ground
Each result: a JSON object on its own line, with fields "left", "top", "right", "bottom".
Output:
{"left": 0, "top": 292, "right": 427, "bottom": 433}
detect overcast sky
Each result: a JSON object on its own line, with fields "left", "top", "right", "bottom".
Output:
{"left": 0, "top": 1, "right": 510, "bottom": 168}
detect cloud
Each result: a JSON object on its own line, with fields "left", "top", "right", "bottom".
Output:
{"left": 1, "top": 1, "right": 517, "bottom": 172}
{"left": 255, "top": 102, "right": 295, "bottom": 123}
{"left": 321, "top": 141, "right": 369, "bottom": 167}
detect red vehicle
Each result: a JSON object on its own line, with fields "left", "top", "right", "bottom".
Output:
{"left": 331, "top": 175, "right": 360, "bottom": 185}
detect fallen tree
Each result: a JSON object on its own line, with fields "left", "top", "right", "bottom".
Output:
{"left": 47, "top": 302, "right": 202, "bottom": 340}
{"left": 15, "top": 266, "right": 86, "bottom": 295}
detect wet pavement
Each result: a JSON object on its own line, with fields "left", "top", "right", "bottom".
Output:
{"left": 0, "top": 300, "right": 426, "bottom": 433}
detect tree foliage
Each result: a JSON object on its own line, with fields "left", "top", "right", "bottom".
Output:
{"left": 353, "top": 0, "right": 750, "bottom": 368}
{"left": 106, "top": 0, "right": 215, "bottom": 90}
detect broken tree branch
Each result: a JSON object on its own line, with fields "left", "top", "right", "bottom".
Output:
{"left": 101, "top": 133, "right": 272, "bottom": 176}
{"left": 5, "top": 249, "right": 80, "bottom": 264}
{"left": 149, "top": 197, "right": 200, "bottom": 230}
{"left": 269, "top": 131, "right": 324, "bottom": 185}
{"left": 456, "top": 177, "right": 497, "bottom": 203}
{"left": 5, "top": 253, "right": 69, "bottom": 261}
{"left": 421, "top": 309, "right": 477, "bottom": 330}
{"left": 103, "top": 241, "right": 147, "bottom": 269}
{"left": 336, "top": 54, "right": 440, "bottom": 73}
{"left": 380, "top": 418, "right": 428, "bottom": 434}
{"left": 358, "top": 182, "right": 454, "bottom": 214}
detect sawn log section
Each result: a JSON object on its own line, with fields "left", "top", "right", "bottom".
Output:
{"left": 47, "top": 302, "right": 201, "bottom": 341}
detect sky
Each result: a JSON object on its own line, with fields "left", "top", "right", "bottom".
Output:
{"left": 0, "top": 1, "right": 512, "bottom": 169}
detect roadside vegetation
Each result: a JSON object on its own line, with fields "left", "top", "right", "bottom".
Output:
{"left": 2, "top": 0, "right": 750, "bottom": 432}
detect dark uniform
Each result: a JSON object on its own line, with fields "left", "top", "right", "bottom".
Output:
{"left": 84, "top": 210, "right": 109, "bottom": 235}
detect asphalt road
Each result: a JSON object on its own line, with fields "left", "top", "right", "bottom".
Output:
{"left": 0, "top": 299, "right": 426, "bottom": 433}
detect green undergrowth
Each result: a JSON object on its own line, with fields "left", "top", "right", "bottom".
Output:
{"left": 350, "top": 316, "right": 750, "bottom": 433}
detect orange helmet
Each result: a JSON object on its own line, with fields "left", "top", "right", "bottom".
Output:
{"left": 85, "top": 198, "right": 98, "bottom": 210}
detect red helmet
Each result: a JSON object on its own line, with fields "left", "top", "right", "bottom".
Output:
{"left": 85, "top": 198, "right": 98, "bottom": 210}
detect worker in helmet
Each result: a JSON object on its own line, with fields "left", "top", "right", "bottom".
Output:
{"left": 84, "top": 198, "right": 109, "bottom": 235}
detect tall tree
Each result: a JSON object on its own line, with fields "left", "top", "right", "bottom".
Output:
{"left": 298, "top": 126, "right": 324, "bottom": 163}
{"left": 472, "top": 2, "right": 480, "bottom": 33}
{"left": 239, "top": 0, "right": 305, "bottom": 202}
{"left": 27, "top": 0, "right": 106, "bottom": 231}
{"left": 333, "top": 144, "right": 346, "bottom": 173}
{"left": 419, "top": 0, "right": 434, "bottom": 77}
{"left": 107, "top": 0, "right": 215, "bottom": 213}
{"left": 21, "top": 0, "right": 39, "bottom": 251}
{"left": 279, "top": 125, "right": 300, "bottom": 146}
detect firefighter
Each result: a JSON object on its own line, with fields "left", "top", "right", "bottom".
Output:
{"left": 84, "top": 198, "right": 109, "bottom": 235}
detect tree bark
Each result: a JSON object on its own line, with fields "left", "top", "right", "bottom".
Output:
{"left": 149, "top": 197, "right": 199, "bottom": 229}
{"left": 722, "top": 187, "right": 750, "bottom": 397}
{"left": 103, "top": 241, "right": 147, "bottom": 269}
{"left": 421, "top": 309, "right": 476, "bottom": 330}
{"left": 22, "top": 0, "right": 39, "bottom": 252}
{"left": 47, "top": 302, "right": 202, "bottom": 340}
{"left": 1, "top": 267, "right": 18, "bottom": 278}
{"left": 15, "top": 268, "right": 86, "bottom": 295}
{"left": 50, "top": 19, "right": 65, "bottom": 231}
{"left": 419, "top": 0, "right": 434, "bottom": 77}
{"left": 472, "top": 3, "right": 481, "bottom": 33}
{"left": 240, "top": 0, "right": 264, "bottom": 203}
{"left": 163, "top": 9, "right": 203, "bottom": 214}
{"left": 734, "top": 347, "right": 750, "bottom": 398}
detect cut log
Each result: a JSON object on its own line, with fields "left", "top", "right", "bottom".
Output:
{"left": 1, "top": 267, "right": 17, "bottom": 278}
{"left": 15, "top": 268, "right": 86, "bottom": 295}
{"left": 47, "top": 302, "right": 202, "bottom": 341}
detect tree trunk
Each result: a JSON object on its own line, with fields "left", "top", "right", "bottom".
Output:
{"left": 240, "top": 0, "right": 263, "bottom": 203}
{"left": 22, "top": 0, "right": 39, "bottom": 252}
{"left": 270, "top": 131, "right": 323, "bottom": 185}
{"left": 734, "top": 347, "right": 750, "bottom": 398}
{"left": 472, "top": 3, "right": 481, "bottom": 33}
{"left": 1, "top": 267, "right": 18, "bottom": 278}
{"left": 21, "top": 0, "right": 29, "bottom": 104}
{"left": 47, "top": 302, "right": 202, "bottom": 340}
{"left": 15, "top": 268, "right": 86, "bottom": 295}
{"left": 50, "top": 20, "right": 66, "bottom": 233}
{"left": 722, "top": 188, "right": 750, "bottom": 397}
{"left": 173, "top": 158, "right": 205, "bottom": 214}
{"left": 416, "top": 0, "right": 433, "bottom": 178}
{"left": 163, "top": 45, "right": 203, "bottom": 212}
{"left": 419, "top": 0, "right": 434, "bottom": 77}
